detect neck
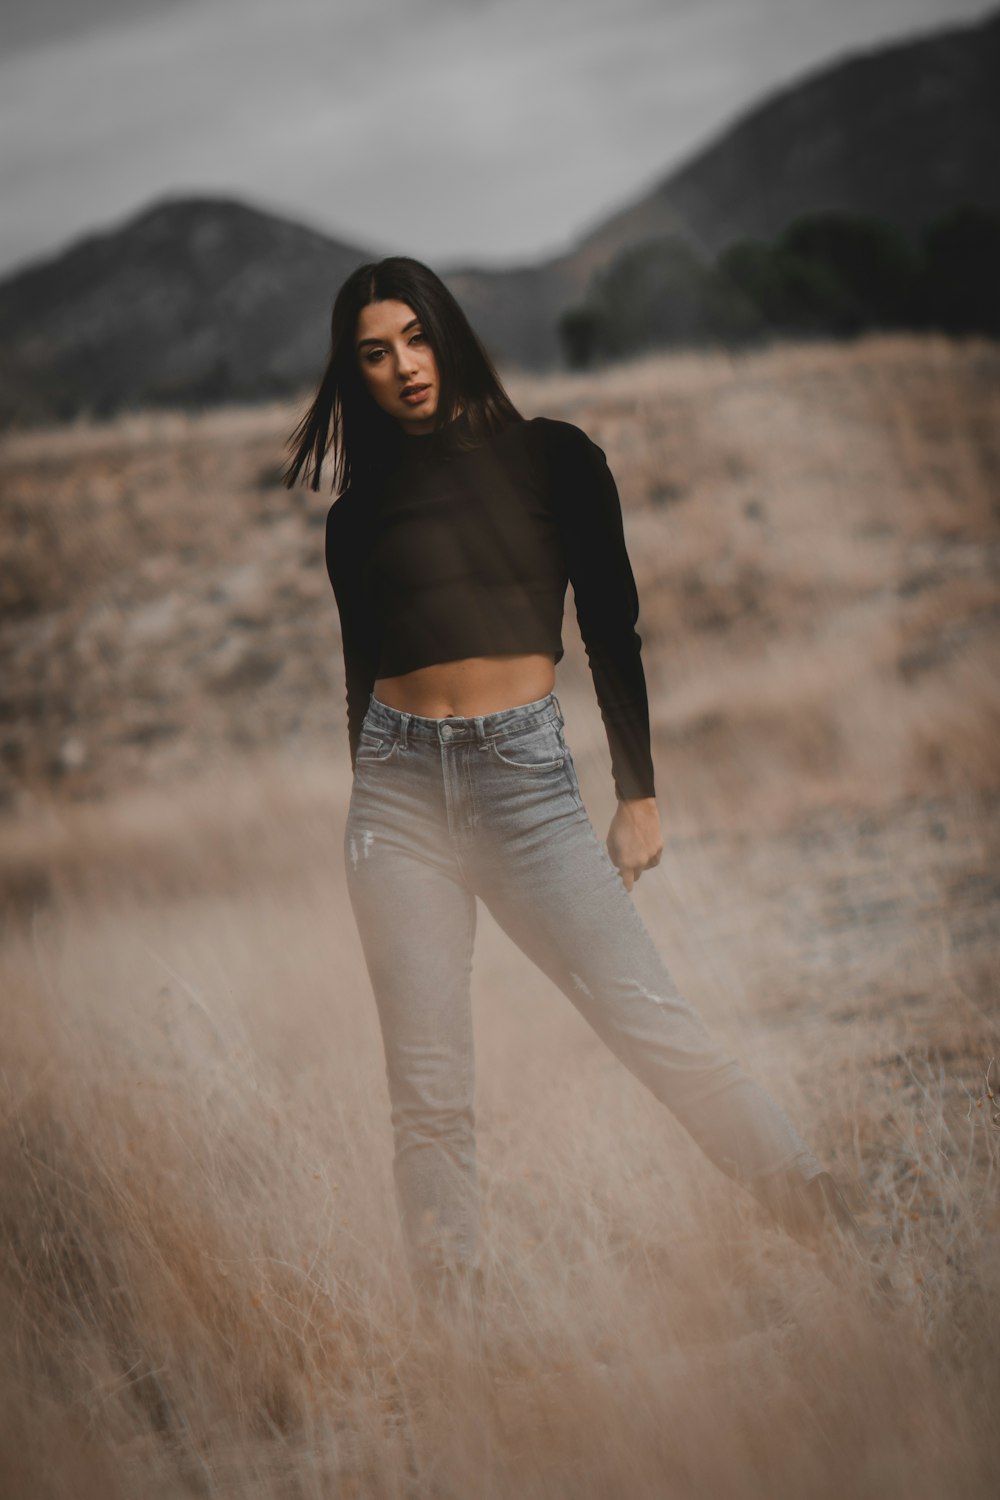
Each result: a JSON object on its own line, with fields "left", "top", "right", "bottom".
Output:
{"left": 399, "top": 404, "right": 473, "bottom": 451}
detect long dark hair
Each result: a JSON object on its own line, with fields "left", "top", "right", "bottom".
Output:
{"left": 282, "top": 256, "right": 522, "bottom": 496}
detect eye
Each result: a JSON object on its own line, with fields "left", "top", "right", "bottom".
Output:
{"left": 410, "top": 332, "right": 425, "bottom": 344}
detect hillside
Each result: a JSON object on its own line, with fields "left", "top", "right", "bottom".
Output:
{"left": 1, "top": 338, "right": 998, "bottom": 1495}
{"left": 571, "top": 5, "right": 1000, "bottom": 269}
{"left": 1, "top": 333, "right": 997, "bottom": 828}
{"left": 0, "top": 8, "right": 997, "bottom": 422}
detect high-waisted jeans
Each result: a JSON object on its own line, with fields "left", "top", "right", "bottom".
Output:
{"left": 344, "top": 689, "right": 823, "bottom": 1291}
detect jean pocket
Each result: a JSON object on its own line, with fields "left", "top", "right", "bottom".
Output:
{"left": 356, "top": 728, "right": 399, "bottom": 764}
{"left": 487, "top": 720, "right": 566, "bottom": 772}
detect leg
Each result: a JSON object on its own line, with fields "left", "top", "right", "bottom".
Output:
{"left": 474, "top": 789, "right": 822, "bottom": 1192}
{"left": 344, "top": 797, "right": 481, "bottom": 1292}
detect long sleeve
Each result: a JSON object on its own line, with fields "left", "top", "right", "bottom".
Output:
{"left": 538, "top": 419, "right": 656, "bottom": 801}
{"left": 325, "top": 492, "right": 382, "bottom": 772}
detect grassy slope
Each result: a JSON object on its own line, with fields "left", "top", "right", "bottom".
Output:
{"left": 0, "top": 334, "right": 998, "bottom": 1497}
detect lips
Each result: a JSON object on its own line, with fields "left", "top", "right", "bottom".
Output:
{"left": 401, "top": 384, "right": 429, "bottom": 398}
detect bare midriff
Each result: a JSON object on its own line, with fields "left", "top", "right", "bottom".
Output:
{"left": 373, "top": 652, "right": 556, "bottom": 719}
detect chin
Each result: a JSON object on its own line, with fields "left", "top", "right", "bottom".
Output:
{"left": 400, "top": 395, "right": 438, "bottom": 419}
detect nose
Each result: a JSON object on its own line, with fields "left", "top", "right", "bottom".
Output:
{"left": 396, "top": 347, "right": 419, "bottom": 379}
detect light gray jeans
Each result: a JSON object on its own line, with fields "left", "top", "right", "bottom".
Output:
{"left": 344, "top": 689, "right": 822, "bottom": 1292}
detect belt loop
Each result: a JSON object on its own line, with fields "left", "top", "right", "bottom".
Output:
{"left": 400, "top": 711, "right": 410, "bottom": 751}
{"left": 552, "top": 690, "right": 564, "bottom": 726}
{"left": 474, "top": 713, "right": 486, "bottom": 746}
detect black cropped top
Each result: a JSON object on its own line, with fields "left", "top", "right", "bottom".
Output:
{"left": 324, "top": 408, "right": 656, "bottom": 800}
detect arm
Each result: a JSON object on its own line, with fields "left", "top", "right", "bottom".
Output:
{"left": 540, "top": 419, "right": 663, "bottom": 887}
{"left": 325, "top": 495, "right": 381, "bottom": 772}
{"left": 542, "top": 419, "right": 657, "bottom": 802}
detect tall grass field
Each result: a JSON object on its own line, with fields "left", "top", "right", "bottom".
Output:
{"left": 1, "top": 333, "right": 998, "bottom": 1497}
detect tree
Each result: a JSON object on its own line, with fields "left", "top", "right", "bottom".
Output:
{"left": 920, "top": 203, "right": 1000, "bottom": 336}
{"left": 584, "top": 234, "right": 763, "bottom": 359}
{"left": 557, "top": 304, "right": 605, "bottom": 369}
{"left": 777, "top": 210, "right": 922, "bottom": 330}
{"left": 717, "top": 237, "right": 855, "bottom": 336}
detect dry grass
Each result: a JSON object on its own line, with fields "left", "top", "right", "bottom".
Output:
{"left": 1, "top": 333, "right": 999, "bottom": 1495}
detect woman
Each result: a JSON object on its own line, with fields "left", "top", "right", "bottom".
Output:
{"left": 283, "top": 256, "right": 870, "bottom": 1316}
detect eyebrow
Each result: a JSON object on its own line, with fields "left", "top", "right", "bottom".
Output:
{"left": 356, "top": 316, "right": 421, "bottom": 351}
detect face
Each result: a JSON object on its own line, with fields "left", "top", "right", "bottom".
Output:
{"left": 355, "top": 298, "right": 443, "bottom": 434}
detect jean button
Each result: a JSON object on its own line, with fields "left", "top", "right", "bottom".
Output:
{"left": 441, "top": 724, "right": 452, "bottom": 738}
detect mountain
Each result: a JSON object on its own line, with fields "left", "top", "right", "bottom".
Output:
{"left": 0, "top": 7, "right": 996, "bottom": 424}
{"left": 0, "top": 197, "right": 374, "bottom": 425}
{"left": 568, "top": 5, "right": 1000, "bottom": 271}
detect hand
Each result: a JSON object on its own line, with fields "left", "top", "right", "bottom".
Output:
{"left": 606, "top": 796, "right": 663, "bottom": 891}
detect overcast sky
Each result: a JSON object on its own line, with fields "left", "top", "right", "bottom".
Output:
{"left": 0, "top": 0, "right": 991, "bottom": 279}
